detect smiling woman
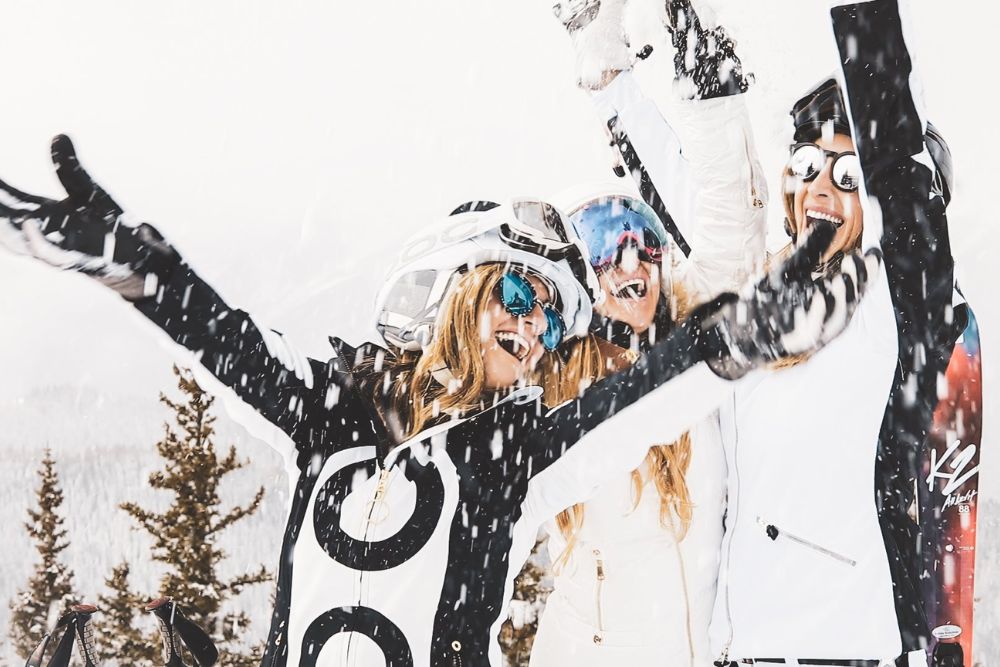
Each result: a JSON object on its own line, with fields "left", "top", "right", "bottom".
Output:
{"left": 0, "top": 127, "right": 873, "bottom": 664}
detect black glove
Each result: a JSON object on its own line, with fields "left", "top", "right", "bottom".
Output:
{"left": 0, "top": 135, "right": 180, "bottom": 300}
{"left": 667, "top": 0, "right": 751, "bottom": 100}
{"left": 694, "top": 220, "right": 881, "bottom": 380}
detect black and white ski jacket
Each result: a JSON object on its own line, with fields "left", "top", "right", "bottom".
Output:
{"left": 707, "top": 1, "right": 959, "bottom": 662}
{"left": 131, "top": 261, "right": 733, "bottom": 666}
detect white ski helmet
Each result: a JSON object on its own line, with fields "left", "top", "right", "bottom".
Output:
{"left": 374, "top": 199, "right": 602, "bottom": 352}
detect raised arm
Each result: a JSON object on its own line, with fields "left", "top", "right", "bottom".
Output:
{"left": 831, "top": 0, "right": 954, "bottom": 325}
{"left": 559, "top": 0, "right": 767, "bottom": 298}
{"left": 0, "top": 136, "right": 376, "bottom": 466}
{"left": 830, "top": 0, "right": 957, "bottom": 652}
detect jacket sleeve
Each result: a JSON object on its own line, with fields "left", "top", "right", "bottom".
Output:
{"left": 670, "top": 96, "right": 768, "bottom": 301}
{"left": 592, "top": 71, "right": 699, "bottom": 243}
{"left": 831, "top": 0, "right": 955, "bottom": 651}
{"left": 592, "top": 71, "right": 768, "bottom": 302}
{"left": 133, "top": 263, "right": 374, "bottom": 467}
{"left": 521, "top": 319, "right": 734, "bottom": 521}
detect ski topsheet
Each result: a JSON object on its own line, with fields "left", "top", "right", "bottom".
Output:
{"left": 607, "top": 115, "right": 692, "bottom": 258}
{"left": 921, "top": 304, "right": 983, "bottom": 666}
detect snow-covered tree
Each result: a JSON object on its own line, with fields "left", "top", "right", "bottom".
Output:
{"left": 118, "top": 366, "right": 271, "bottom": 664}
{"left": 8, "top": 448, "right": 78, "bottom": 659}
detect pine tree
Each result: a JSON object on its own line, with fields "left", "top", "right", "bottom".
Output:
{"left": 112, "top": 366, "right": 271, "bottom": 663}
{"left": 96, "top": 562, "right": 156, "bottom": 664}
{"left": 499, "top": 538, "right": 552, "bottom": 667}
{"left": 8, "top": 448, "right": 78, "bottom": 659}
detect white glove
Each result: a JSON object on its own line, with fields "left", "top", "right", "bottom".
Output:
{"left": 553, "top": 0, "right": 634, "bottom": 89}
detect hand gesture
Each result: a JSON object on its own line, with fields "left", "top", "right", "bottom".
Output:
{"left": 667, "top": 0, "right": 751, "bottom": 100}
{"left": 698, "top": 221, "right": 881, "bottom": 379}
{"left": 0, "top": 135, "right": 179, "bottom": 300}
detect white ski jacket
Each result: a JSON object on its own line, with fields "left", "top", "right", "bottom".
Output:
{"left": 531, "top": 71, "right": 766, "bottom": 667}
{"left": 710, "top": 2, "right": 958, "bottom": 664}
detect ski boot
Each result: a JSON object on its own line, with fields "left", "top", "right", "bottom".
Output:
{"left": 145, "top": 597, "right": 219, "bottom": 667}
{"left": 25, "top": 603, "right": 100, "bottom": 667}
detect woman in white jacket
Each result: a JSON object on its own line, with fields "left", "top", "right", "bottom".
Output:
{"left": 531, "top": 2, "right": 766, "bottom": 664}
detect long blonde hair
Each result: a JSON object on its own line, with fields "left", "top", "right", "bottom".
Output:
{"left": 359, "top": 263, "right": 587, "bottom": 441}
{"left": 553, "top": 284, "right": 695, "bottom": 567}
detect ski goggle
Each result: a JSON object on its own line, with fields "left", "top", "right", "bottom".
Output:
{"left": 569, "top": 196, "right": 670, "bottom": 273}
{"left": 496, "top": 271, "right": 566, "bottom": 351}
{"left": 787, "top": 142, "right": 862, "bottom": 192}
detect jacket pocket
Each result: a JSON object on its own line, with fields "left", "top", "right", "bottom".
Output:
{"left": 756, "top": 516, "right": 857, "bottom": 567}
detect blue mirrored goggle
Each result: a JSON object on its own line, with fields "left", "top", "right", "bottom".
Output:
{"left": 496, "top": 271, "right": 566, "bottom": 351}
{"left": 569, "top": 196, "right": 670, "bottom": 273}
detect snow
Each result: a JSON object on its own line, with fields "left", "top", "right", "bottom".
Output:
{"left": 0, "top": 0, "right": 998, "bottom": 664}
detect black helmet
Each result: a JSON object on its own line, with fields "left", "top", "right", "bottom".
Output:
{"left": 790, "top": 78, "right": 852, "bottom": 143}
{"left": 791, "top": 77, "right": 954, "bottom": 205}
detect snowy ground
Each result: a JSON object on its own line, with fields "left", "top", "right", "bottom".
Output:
{"left": 2, "top": 0, "right": 998, "bottom": 664}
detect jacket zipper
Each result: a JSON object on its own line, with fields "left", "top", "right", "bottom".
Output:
{"left": 345, "top": 466, "right": 393, "bottom": 665}
{"left": 366, "top": 467, "right": 392, "bottom": 525}
{"left": 715, "top": 393, "right": 740, "bottom": 667}
{"left": 667, "top": 514, "right": 695, "bottom": 667}
{"left": 757, "top": 517, "right": 857, "bottom": 566}
{"left": 593, "top": 549, "right": 606, "bottom": 645}
{"left": 743, "top": 131, "right": 765, "bottom": 210}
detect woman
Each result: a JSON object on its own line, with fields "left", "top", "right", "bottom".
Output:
{"left": 0, "top": 135, "right": 869, "bottom": 665}
{"left": 532, "top": 2, "right": 764, "bottom": 664}
{"left": 706, "top": 1, "right": 961, "bottom": 664}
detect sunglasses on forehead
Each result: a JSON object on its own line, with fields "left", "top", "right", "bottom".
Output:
{"left": 788, "top": 142, "right": 863, "bottom": 193}
{"left": 495, "top": 271, "right": 566, "bottom": 352}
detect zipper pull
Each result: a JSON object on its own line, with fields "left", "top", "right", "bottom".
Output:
{"left": 594, "top": 549, "right": 605, "bottom": 580}
{"left": 365, "top": 467, "right": 392, "bottom": 525}
{"left": 757, "top": 517, "right": 857, "bottom": 567}
{"left": 374, "top": 467, "right": 390, "bottom": 498}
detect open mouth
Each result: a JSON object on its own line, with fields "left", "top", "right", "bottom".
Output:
{"left": 805, "top": 208, "right": 845, "bottom": 228}
{"left": 496, "top": 331, "right": 531, "bottom": 362}
{"left": 611, "top": 278, "right": 648, "bottom": 300}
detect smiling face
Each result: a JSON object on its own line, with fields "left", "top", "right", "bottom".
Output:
{"left": 789, "top": 133, "right": 864, "bottom": 262}
{"left": 480, "top": 272, "right": 555, "bottom": 391}
{"left": 595, "top": 245, "right": 661, "bottom": 334}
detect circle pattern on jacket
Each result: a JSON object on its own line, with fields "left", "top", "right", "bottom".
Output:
{"left": 312, "top": 455, "right": 445, "bottom": 570}
{"left": 301, "top": 605, "right": 413, "bottom": 666}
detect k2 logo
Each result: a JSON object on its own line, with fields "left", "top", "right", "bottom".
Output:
{"left": 927, "top": 438, "right": 980, "bottom": 497}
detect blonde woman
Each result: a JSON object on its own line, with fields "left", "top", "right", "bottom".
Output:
{"left": 0, "top": 130, "right": 870, "bottom": 666}
{"left": 530, "top": 1, "right": 766, "bottom": 664}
